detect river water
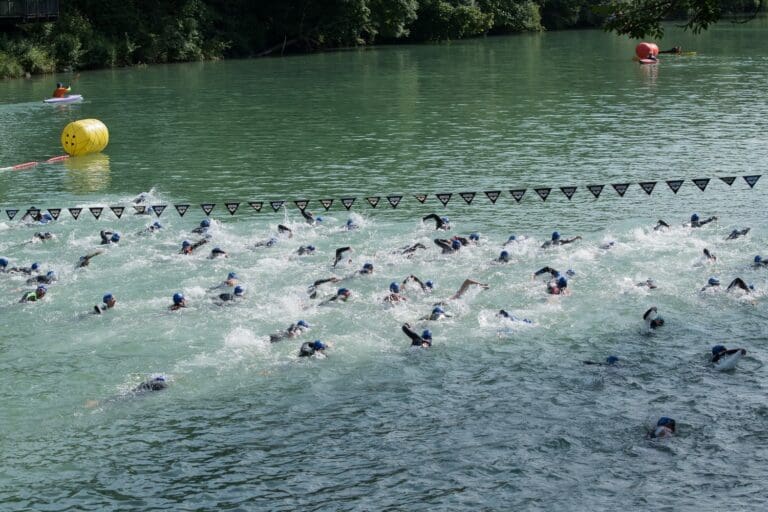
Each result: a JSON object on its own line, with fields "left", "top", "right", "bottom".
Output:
{"left": 1, "top": 20, "right": 768, "bottom": 511}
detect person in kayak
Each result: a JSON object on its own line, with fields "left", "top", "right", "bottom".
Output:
{"left": 94, "top": 293, "right": 117, "bottom": 314}
{"left": 659, "top": 46, "right": 682, "bottom": 54}
{"left": 270, "top": 320, "right": 310, "bottom": 343}
{"left": 402, "top": 323, "right": 432, "bottom": 348}
{"left": 20, "top": 285, "right": 47, "bottom": 303}
{"left": 52, "top": 82, "right": 71, "bottom": 98}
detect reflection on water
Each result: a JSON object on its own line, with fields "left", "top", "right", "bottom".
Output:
{"left": 64, "top": 153, "right": 111, "bottom": 193}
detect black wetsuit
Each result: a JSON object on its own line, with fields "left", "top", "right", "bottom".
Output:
{"left": 541, "top": 237, "right": 580, "bottom": 249}
{"left": 100, "top": 230, "right": 116, "bottom": 244}
{"left": 27, "top": 274, "right": 55, "bottom": 285}
{"left": 132, "top": 378, "right": 168, "bottom": 392}
{"left": 726, "top": 277, "right": 750, "bottom": 292}
{"left": 401, "top": 243, "right": 427, "bottom": 255}
{"left": 297, "top": 245, "right": 315, "bottom": 255}
{"left": 301, "top": 209, "right": 318, "bottom": 225}
{"left": 402, "top": 324, "right": 431, "bottom": 347}
{"left": 691, "top": 216, "right": 717, "bottom": 227}
{"left": 712, "top": 348, "right": 746, "bottom": 363}
{"left": 653, "top": 220, "right": 670, "bottom": 231}
{"left": 270, "top": 323, "right": 305, "bottom": 343}
{"left": 726, "top": 228, "right": 750, "bottom": 240}
{"left": 333, "top": 247, "right": 351, "bottom": 267}
{"left": 534, "top": 266, "right": 559, "bottom": 278}
{"left": 422, "top": 214, "right": 450, "bottom": 230}
{"left": 434, "top": 239, "right": 459, "bottom": 254}
{"left": 643, "top": 307, "right": 664, "bottom": 329}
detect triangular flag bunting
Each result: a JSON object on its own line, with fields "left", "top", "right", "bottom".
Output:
{"left": 89, "top": 207, "right": 103, "bottom": 219}
{"left": 612, "top": 183, "right": 630, "bottom": 197}
{"left": 319, "top": 199, "right": 334, "bottom": 211}
{"left": 6, "top": 209, "right": 18, "bottom": 220}
{"left": 225, "top": 202, "right": 240, "bottom": 215}
{"left": 692, "top": 179, "right": 710, "bottom": 191}
{"left": 719, "top": 176, "right": 735, "bottom": 186}
{"left": 387, "top": 195, "right": 402, "bottom": 208}
{"left": 109, "top": 206, "right": 123, "bottom": 219}
{"left": 270, "top": 201, "right": 285, "bottom": 212}
{"left": 174, "top": 204, "right": 189, "bottom": 217}
{"left": 484, "top": 191, "right": 501, "bottom": 204}
{"left": 510, "top": 189, "right": 526, "bottom": 202}
{"left": 294, "top": 200, "right": 309, "bottom": 211}
{"left": 587, "top": 185, "right": 604, "bottom": 198}
{"left": 341, "top": 197, "right": 356, "bottom": 210}
{"left": 200, "top": 203, "right": 215, "bottom": 216}
{"left": 459, "top": 192, "right": 476, "bottom": 205}
{"left": 26, "top": 208, "right": 40, "bottom": 219}
{"left": 743, "top": 175, "right": 760, "bottom": 188}
{"left": 414, "top": 194, "right": 427, "bottom": 204}
{"left": 47, "top": 208, "right": 61, "bottom": 220}
{"left": 560, "top": 186, "right": 577, "bottom": 200}
{"left": 436, "top": 193, "right": 452, "bottom": 207}
{"left": 248, "top": 201, "right": 263, "bottom": 212}
{"left": 68, "top": 207, "right": 82, "bottom": 219}
{"left": 666, "top": 180, "right": 684, "bottom": 194}
{"left": 366, "top": 196, "right": 380, "bottom": 208}
{"left": 534, "top": 188, "right": 551, "bottom": 201}
{"left": 152, "top": 205, "right": 166, "bottom": 217}
{"left": 638, "top": 181, "right": 656, "bottom": 195}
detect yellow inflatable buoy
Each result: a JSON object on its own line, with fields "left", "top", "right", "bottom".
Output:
{"left": 61, "top": 119, "right": 109, "bottom": 157}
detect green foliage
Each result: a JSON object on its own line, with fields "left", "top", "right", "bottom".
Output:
{"left": 479, "top": 0, "right": 542, "bottom": 31}
{"left": 0, "top": 51, "right": 24, "bottom": 78}
{"left": 369, "top": 0, "right": 419, "bottom": 39}
{"left": 411, "top": 0, "right": 494, "bottom": 40}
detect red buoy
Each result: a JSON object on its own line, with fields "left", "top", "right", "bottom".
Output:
{"left": 635, "top": 42, "right": 659, "bottom": 59}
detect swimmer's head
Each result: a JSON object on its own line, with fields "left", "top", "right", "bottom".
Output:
{"left": 389, "top": 282, "right": 400, "bottom": 294}
{"left": 691, "top": 213, "right": 699, "bottom": 222}
{"left": 708, "top": 277, "right": 720, "bottom": 286}
{"left": 36, "top": 285, "right": 47, "bottom": 295}
{"left": 711, "top": 345, "right": 727, "bottom": 356}
{"left": 227, "top": 272, "right": 237, "bottom": 280}
{"left": 31, "top": 262, "right": 40, "bottom": 271}
{"left": 148, "top": 375, "right": 168, "bottom": 391}
{"left": 200, "top": 219, "right": 211, "bottom": 228}
{"left": 234, "top": 285, "right": 245, "bottom": 296}
{"left": 182, "top": 240, "right": 191, "bottom": 248}
{"left": 312, "top": 340, "right": 327, "bottom": 350}
{"left": 749, "top": 284, "right": 755, "bottom": 290}
{"left": 469, "top": 233, "right": 479, "bottom": 241}
{"left": 297, "top": 320, "right": 309, "bottom": 328}
{"left": 432, "top": 306, "right": 444, "bottom": 316}
{"left": 755, "top": 255, "right": 762, "bottom": 263}
{"left": 0, "top": 258, "right": 7, "bottom": 268}
{"left": 361, "top": 262, "right": 374, "bottom": 274}
{"left": 552, "top": 231, "right": 561, "bottom": 241}
{"left": 346, "top": 219, "right": 353, "bottom": 226}
{"left": 111, "top": 232, "right": 120, "bottom": 243}
{"left": 425, "top": 280, "right": 434, "bottom": 289}
{"left": 421, "top": 329, "right": 432, "bottom": 341}
{"left": 102, "top": 293, "right": 114, "bottom": 304}
{"left": 41, "top": 213, "right": 52, "bottom": 223}
{"left": 508, "top": 235, "right": 516, "bottom": 242}
{"left": 172, "top": 292, "right": 185, "bottom": 305}
{"left": 451, "top": 239, "right": 461, "bottom": 250}
{"left": 441, "top": 216, "right": 449, "bottom": 224}
{"left": 56, "top": 82, "right": 63, "bottom": 88}
{"left": 657, "top": 417, "right": 676, "bottom": 431}
{"left": 316, "top": 216, "right": 323, "bottom": 222}
{"left": 46, "top": 270, "right": 56, "bottom": 278}
{"left": 606, "top": 355, "right": 619, "bottom": 365}
{"left": 499, "top": 250, "right": 510, "bottom": 262}
{"left": 566, "top": 269, "right": 576, "bottom": 277}
{"left": 557, "top": 276, "right": 568, "bottom": 288}
{"left": 338, "top": 287, "right": 351, "bottom": 298}
{"left": 211, "top": 247, "right": 226, "bottom": 255}
{"left": 152, "top": 221, "right": 162, "bottom": 229}
{"left": 306, "top": 245, "right": 316, "bottom": 251}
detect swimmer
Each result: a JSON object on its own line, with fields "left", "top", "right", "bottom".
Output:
{"left": 583, "top": 355, "right": 620, "bottom": 366}
{"left": 448, "top": 279, "right": 489, "bottom": 300}
{"left": 300, "top": 209, "right": 322, "bottom": 226}
{"left": 170, "top": 292, "right": 187, "bottom": 311}
{"left": 636, "top": 278, "right": 658, "bottom": 290}
{"left": 752, "top": 255, "right": 768, "bottom": 268}
{"left": 209, "top": 272, "right": 239, "bottom": 290}
{"left": 541, "top": 231, "right": 581, "bottom": 249}
{"left": 208, "top": 247, "right": 228, "bottom": 259}
{"left": 94, "top": 293, "right": 117, "bottom": 314}
{"left": 434, "top": 238, "right": 462, "bottom": 254}
{"left": 299, "top": 340, "right": 328, "bottom": 357}
{"left": 643, "top": 307, "right": 664, "bottom": 330}
{"left": 726, "top": 228, "right": 750, "bottom": 240}
{"left": 20, "top": 285, "right": 47, "bottom": 303}
{"left": 21, "top": 208, "right": 42, "bottom": 222}
{"left": 132, "top": 375, "right": 168, "bottom": 392}
{"left": 358, "top": 262, "right": 374, "bottom": 275}
{"left": 649, "top": 417, "right": 676, "bottom": 439}
{"left": 422, "top": 213, "right": 451, "bottom": 231}
{"left": 402, "top": 323, "right": 432, "bottom": 348}
{"left": 7, "top": 262, "right": 40, "bottom": 275}
{"left": 277, "top": 224, "right": 293, "bottom": 238}
{"left": 139, "top": 221, "right": 162, "bottom": 234}
{"left": 689, "top": 213, "right": 717, "bottom": 228}
{"left": 32, "top": 231, "right": 54, "bottom": 242}
{"left": 653, "top": 220, "right": 670, "bottom": 231}
{"left": 711, "top": 345, "right": 746, "bottom": 365}
{"left": 38, "top": 213, "right": 54, "bottom": 225}
{"left": 496, "top": 250, "right": 511, "bottom": 263}
{"left": 421, "top": 305, "right": 452, "bottom": 321}
{"left": 400, "top": 243, "right": 427, "bottom": 255}
{"left": 701, "top": 277, "right": 720, "bottom": 291}
{"left": 307, "top": 277, "right": 341, "bottom": 298}
{"left": 77, "top": 251, "right": 103, "bottom": 268}
{"left": 270, "top": 320, "right": 310, "bottom": 343}
{"left": 133, "top": 193, "right": 149, "bottom": 204}
{"left": 254, "top": 237, "right": 279, "bottom": 248}
{"left": 384, "top": 282, "right": 407, "bottom": 304}
{"left": 402, "top": 275, "right": 434, "bottom": 292}
{"left": 319, "top": 287, "right": 351, "bottom": 306}
{"left": 497, "top": 309, "right": 532, "bottom": 324}
{"left": 192, "top": 219, "right": 211, "bottom": 234}
{"left": 217, "top": 285, "right": 245, "bottom": 303}
{"left": 344, "top": 218, "right": 360, "bottom": 231}
{"left": 181, "top": 239, "right": 208, "bottom": 254}
{"left": 702, "top": 248, "right": 716, "bottom": 262}
{"left": 504, "top": 234, "right": 526, "bottom": 246}
{"left": 332, "top": 246, "right": 352, "bottom": 267}
{"left": 0, "top": 257, "right": 7, "bottom": 273}
{"left": 468, "top": 233, "right": 480, "bottom": 244}
{"left": 726, "top": 277, "right": 752, "bottom": 293}
{"left": 297, "top": 245, "right": 316, "bottom": 256}
{"left": 100, "top": 230, "right": 120, "bottom": 244}
{"left": 599, "top": 240, "right": 616, "bottom": 250}
{"left": 27, "top": 270, "right": 57, "bottom": 285}
{"left": 546, "top": 276, "right": 569, "bottom": 295}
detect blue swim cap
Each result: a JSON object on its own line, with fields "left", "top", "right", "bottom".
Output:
{"left": 31, "top": 262, "right": 39, "bottom": 271}
{"left": 212, "top": 247, "right": 225, "bottom": 254}
{"left": 708, "top": 277, "right": 720, "bottom": 286}
{"left": 172, "top": 292, "right": 184, "bottom": 305}
{"left": 432, "top": 306, "right": 444, "bottom": 315}
{"left": 346, "top": 219, "right": 353, "bottom": 225}
{"left": 234, "top": 285, "right": 244, "bottom": 296}
{"left": 200, "top": 219, "right": 211, "bottom": 228}
{"left": 469, "top": 233, "right": 479, "bottom": 241}
{"left": 362, "top": 262, "right": 374, "bottom": 271}
{"left": 389, "top": 282, "right": 400, "bottom": 293}
{"left": 153, "top": 375, "right": 167, "bottom": 382}
{"left": 508, "top": 235, "right": 516, "bottom": 241}
{"left": 227, "top": 272, "right": 237, "bottom": 280}
{"left": 441, "top": 216, "right": 449, "bottom": 223}
{"left": 421, "top": 329, "right": 432, "bottom": 340}
{"left": 755, "top": 255, "right": 762, "bottom": 263}
{"left": 338, "top": 288, "right": 350, "bottom": 296}
{"left": 0, "top": 258, "right": 8, "bottom": 267}
{"left": 425, "top": 280, "right": 434, "bottom": 289}
{"left": 749, "top": 284, "right": 755, "bottom": 290}
{"left": 111, "top": 232, "right": 120, "bottom": 242}
{"left": 103, "top": 293, "right": 114, "bottom": 304}
{"left": 451, "top": 239, "right": 461, "bottom": 250}
{"left": 552, "top": 231, "right": 561, "bottom": 241}
{"left": 500, "top": 250, "right": 509, "bottom": 260}
{"left": 153, "top": 221, "right": 162, "bottom": 229}
{"left": 41, "top": 213, "right": 52, "bottom": 222}
{"left": 297, "top": 320, "right": 309, "bottom": 328}
{"left": 606, "top": 355, "right": 619, "bottom": 365}
{"left": 711, "top": 345, "right": 726, "bottom": 356}
{"left": 691, "top": 213, "right": 699, "bottom": 222}
{"left": 307, "top": 245, "right": 316, "bottom": 251}
{"left": 46, "top": 270, "right": 55, "bottom": 278}
{"left": 316, "top": 216, "right": 323, "bottom": 222}
{"left": 657, "top": 417, "right": 675, "bottom": 428}
{"left": 312, "top": 340, "right": 326, "bottom": 350}
{"left": 557, "top": 276, "right": 567, "bottom": 287}
{"left": 37, "top": 285, "right": 47, "bottom": 292}
{"left": 182, "top": 240, "right": 191, "bottom": 248}
{"left": 566, "top": 269, "right": 576, "bottom": 276}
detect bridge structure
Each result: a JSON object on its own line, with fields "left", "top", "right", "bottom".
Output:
{"left": 0, "top": 0, "right": 59, "bottom": 22}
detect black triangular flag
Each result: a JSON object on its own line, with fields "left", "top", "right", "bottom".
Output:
{"left": 510, "top": 189, "right": 526, "bottom": 202}
{"left": 692, "top": 179, "right": 710, "bottom": 191}
{"left": 612, "top": 183, "right": 630, "bottom": 197}
{"left": 387, "top": 195, "right": 402, "bottom": 208}
{"left": 294, "top": 200, "right": 309, "bottom": 211}
{"left": 459, "top": 192, "right": 476, "bottom": 205}
{"left": 719, "top": 177, "right": 735, "bottom": 186}
{"left": 152, "top": 205, "right": 166, "bottom": 217}
{"left": 174, "top": 204, "right": 189, "bottom": 217}
{"left": 587, "top": 185, "right": 604, "bottom": 198}
{"left": 414, "top": 194, "right": 428, "bottom": 204}
{"left": 534, "top": 188, "right": 551, "bottom": 201}
{"left": 319, "top": 199, "right": 334, "bottom": 211}
{"left": 484, "top": 191, "right": 501, "bottom": 204}
{"left": 200, "top": 203, "right": 215, "bottom": 216}
{"left": 666, "top": 180, "right": 684, "bottom": 194}
{"left": 743, "top": 175, "right": 761, "bottom": 188}
{"left": 436, "top": 193, "right": 452, "bottom": 207}
{"left": 248, "top": 201, "right": 262, "bottom": 212}
{"left": 68, "top": 207, "right": 82, "bottom": 219}
{"left": 341, "top": 197, "right": 356, "bottom": 210}
{"left": 133, "top": 205, "right": 146, "bottom": 215}
{"left": 108, "top": 206, "right": 123, "bottom": 219}
{"left": 270, "top": 200, "right": 285, "bottom": 212}
{"left": 89, "top": 207, "right": 103, "bottom": 219}
{"left": 47, "top": 208, "right": 61, "bottom": 220}
{"left": 6, "top": 209, "right": 18, "bottom": 220}
{"left": 560, "top": 186, "right": 577, "bottom": 200}
{"left": 638, "top": 181, "right": 657, "bottom": 195}
{"left": 366, "top": 196, "right": 380, "bottom": 208}
{"left": 225, "top": 202, "right": 240, "bottom": 215}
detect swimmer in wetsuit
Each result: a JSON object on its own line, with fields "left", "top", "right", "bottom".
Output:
{"left": 344, "top": 219, "right": 360, "bottom": 231}
{"left": 208, "top": 247, "right": 228, "bottom": 259}
{"left": 504, "top": 234, "right": 526, "bottom": 246}
{"left": 100, "top": 230, "right": 120, "bottom": 244}
{"left": 649, "top": 417, "right": 675, "bottom": 439}
{"left": 139, "top": 221, "right": 162, "bottom": 235}
{"left": 726, "top": 277, "right": 752, "bottom": 293}
{"left": 32, "top": 232, "right": 54, "bottom": 242}
{"left": 27, "top": 270, "right": 57, "bottom": 285}
{"left": 332, "top": 247, "right": 353, "bottom": 267}
{"left": 546, "top": 276, "right": 569, "bottom": 295}
{"left": 0, "top": 257, "right": 8, "bottom": 273}
{"left": 94, "top": 293, "right": 117, "bottom": 314}
{"left": 77, "top": 251, "right": 103, "bottom": 268}
{"left": 702, "top": 248, "right": 716, "bottom": 262}
{"left": 497, "top": 309, "right": 532, "bottom": 324}
{"left": 181, "top": 239, "right": 208, "bottom": 255}
{"left": 209, "top": 272, "right": 239, "bottom": 291}
{"left": 270, "top": 320, "right": 310, "bottom": 343}
{"left": 422, "top": 214, "right": 450, "bottom": 231}
{"left": 300, "top": 209, "right": 322, "bottom": 226}
{"left": 496, "top": 250, "right": 511, "bottom": 263}
{"left": 7, "top": 262, "right": 40, "bottom": 275}
{"left": 192, "top": 219, "right": 211, "bottom": 234}
{"left": 711, "top": 345, "right": 746, "bottom": 364}
{"left": 541, "top": 231, "right": 581, "bottom": 249}
{"left": 636, "top": 278, "right": 658, "bottom": 289}
{"left": 643, "top": 307, "right": 664, "bottom": 330}
{"left": 689, "top": 213, "right": 717, "bottom": 228}
{"left": 726, "top": 228, "right": 750, "bottom": 240}
{"left": 422, "top": 305, "right": 452, "bottom": 321}
{"left": 319, "top": 287, "right": 351, "bottom": 306}
{"left": 434, "top": 238, "right": 462, "bottom": 254}
{"left": 400, "top": 243, "right": 428, "bottom": 256}
{"left": 217, "top": 285, "right": 245, "bottom": 303}
{"left": 534, "top": 266, "right": 560, "bottom": 279}
{"left": 402, "top": 275, "right": 434, "bottom": 292}
{"left": 384, "top": 282, "right": 407, "bottom": 304}
{"left": 20, "top": 285, "right": 47, "bottom": 303}
{"left": 133, "top": 375, "right": 169, "bottom": 393}
{"left": 297, "top": 245, "right": 316, "bottom": 256}
{"left": 299, "top": 340, "right": 327, "bottom": 357}
{"left": 170, "top": 292, "right": 187, "bottom": 311}
{"left": 583, "top": 355, "right": 620, "bottom": 366}
{"left": 653, "top": 220, "right": 670, "bottom": 231}
{"left": 402, "top": 323, "right": 432, "bottom": 348}
{"left": 753, "top": 255, "right": 768, "bottom": 268}
{"left": 701, "top": 277, "right": 721, "bottom": 291}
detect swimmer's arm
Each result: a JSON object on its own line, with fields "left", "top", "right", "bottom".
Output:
{"left": 300, "top": 209, "right": 314, "bottom": 222}
{"left": 559, "top": 236, "right": 582, "bottom": 245}
{"left": 700, "top": 216, "right": 717, "bottom": 226}
{"left": 191, "top": 239, "right": 208, "bottom": 251}
{"left": 401, "top": 324, "right": 423, "bottom": 344}
{"left": 455, "top": 237, "right": 469, "bottom": 246}
{"left": 450, "top": 279, "right": 489, "bottom": 300}
{"left": 434, "top": 239, "right": 451, "bottom": 250}
{"left": 726, "top": 278, "right": 749, "bottom": 292}
{"left": 93, "top": 305, "right": 102, "bottom": 314}
{"left": 312, "top": 277, "right": 340, "bottom": 287}
{"left": 533, "top": 266, "right": 558, "bottom": 278}
{"left": 422, "top": 214, "right": 440, "bottom": 227}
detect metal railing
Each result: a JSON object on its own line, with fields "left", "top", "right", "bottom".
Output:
{"left": 0, "top": 0, "right": 59, "bottom": 19}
